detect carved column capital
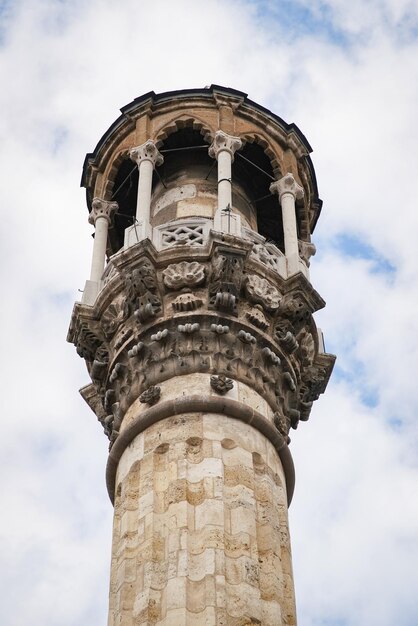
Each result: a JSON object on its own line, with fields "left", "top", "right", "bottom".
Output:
{"left": 270, "top": 173, "right": 304, "bottom": 202}
{"left": 129, "top": 140, "right": 164, "bottom": 168}
{"left": 88, "top": 198, "right": 118, "bottom": 226}
{"left": 208, "top": 130, "right": 242, "bottom": 162}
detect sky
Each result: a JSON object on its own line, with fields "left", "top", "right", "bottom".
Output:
{"left": 1, "top": 0, "right": 418, "bottom": 624}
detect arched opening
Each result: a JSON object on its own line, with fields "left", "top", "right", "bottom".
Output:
{"left": 232, "top": 141, "right": 284, "bottom": 251}
{"left": 151, "top": 125, "right": 215, "bottom": 226}
{"left": 108, "top": 158, "right": 138, "bottom": 253}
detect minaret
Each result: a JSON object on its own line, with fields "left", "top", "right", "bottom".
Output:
{"left": 68, "top": 86, "right": 335, "bottom": 626}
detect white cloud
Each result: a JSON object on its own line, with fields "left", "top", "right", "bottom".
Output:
{"left": 1, "top": 1, "right": 417, "bottom": 624}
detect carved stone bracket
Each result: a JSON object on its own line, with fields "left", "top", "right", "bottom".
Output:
{"left": 123, "top": 258, "right": 162, "bottom": 322}
{"left": 298, "top": 240, "right": 316, "bottom": 266}
{"left": 209, "top": 247, "right": 245, "bottom": 313}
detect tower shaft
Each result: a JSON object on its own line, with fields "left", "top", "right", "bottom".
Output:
{"left": 68, "top": 86, "right": 335, "bottom": 625}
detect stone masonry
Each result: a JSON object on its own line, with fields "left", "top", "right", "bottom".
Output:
{"left": 68, "top": 86, "right": 335, "bottom": 625}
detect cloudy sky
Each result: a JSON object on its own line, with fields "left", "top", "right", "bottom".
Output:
{"left": 1, "top": 0, "right": 418, "bottom": 624}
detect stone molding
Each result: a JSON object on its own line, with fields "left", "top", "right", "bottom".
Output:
{"left": 88, "top": 197, "right": 118, "bottom": 226}
{"left": 129, "top": 139, "right": 164, "bottom": 168}
{"left": 208, "top": 130, "right": 243, "bottom": 161}
{"left": 270, "top": 172, "right": 304, "bottom": 202}
{"left": 105, "top": 394, "right": 295, "bottom": 506}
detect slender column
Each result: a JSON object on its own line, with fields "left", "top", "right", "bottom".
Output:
{"left": 209, "top": 130, "right": 242, "bottom": 210}
{"left": 270, "top": 173, "right": 304, "bottom": 276}
{"left": 129, "top": 140, "right": 163, "bottom": 234}
{"left": 88, "top": 198, "right": 118, "bottom": 283}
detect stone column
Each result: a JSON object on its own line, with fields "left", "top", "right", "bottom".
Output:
{"left": 88, "top": 198, "right": 118, "bottom": 283}
{"left": 209, "top": 131, "right": 242, "bottom": 235}
{"left": 107, "top": 388, "right": 297, "bottom": 626}
{"left": 125, "top": 140, "right": 163, "bottom": 246}
{"left": 82, "top": 198, "right": 117, "bottom": 305}
{"left": 270, "top": 174, "right": 304, "bottom": 276}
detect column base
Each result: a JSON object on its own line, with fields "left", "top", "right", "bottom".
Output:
{"left": 81, "top": 279, "right": 99, "bottom": 305}
{"left": 213, "top": 208, "right": 242, "bottom": 236}
{"left": 124, "top": 221, "right": 152, "bottom": 248}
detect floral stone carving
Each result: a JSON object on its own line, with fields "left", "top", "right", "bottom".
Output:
{"left": 246, "top": 305, "right": 269, "bottom": 331}
{"left": 139, "top": 386, "right": 161, "bottom": 405}
{"left": 210, "top": 375, "right": 234, "bottom": 395}
{"left": 163, "top": 261, "right": 206, "bottom": 290}
{"left": 244, "top": 275, "right": 281, "bottom": 312}
{"left": 123, "top": 259, "right": 162, "bottom": 322}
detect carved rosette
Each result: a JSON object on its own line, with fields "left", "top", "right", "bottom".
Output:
{"left": 163, "top": 261, "right": 205, "bottom": 290}
{"left": 68, "top": 237, "right": 335, "bottom": 446}
{"left": 210, "top": 375, "right": 234, "bottom": 395}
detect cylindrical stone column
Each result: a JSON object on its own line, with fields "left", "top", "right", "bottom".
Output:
{"left": 88, "top": 197, "right": 118, "bottom": 283}
{"left": 270, "top": 174, "right": 304, "bottom": 276}
{"left": 209, "top": 130, "right": 242, "bottom": 210}
{"left": 130, "top": 140, "right": 164, "bottom": 229}
{"left": 106, "top": 379, "right": 297, "bottom": 626}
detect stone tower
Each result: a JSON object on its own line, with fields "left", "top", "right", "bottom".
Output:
{"left": 68, "top": 85, "right": 335, "bottom": 625}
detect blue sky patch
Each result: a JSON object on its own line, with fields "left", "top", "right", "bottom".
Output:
{"left": 333, "top": 232, "right": 396, "bottom": 276}
{"left": 249, "top": 0, "right": 351, "bottom": 47}
{"left": 333, "top": 362, "right": 379, "bottom": 409}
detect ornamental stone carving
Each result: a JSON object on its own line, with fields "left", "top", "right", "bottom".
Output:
{"left": 298, "top": 240, "right": 316, "bottom": 266}
{"left": 244, "top": 274, "right": 281, "bottom": 312}
{"left": 208, "top": 130, "right": 242, "bottom": 161}
{"left": 172, "top": 293, "right": 203, "bottom": 311}
{"left": 246, "top": 305, "right": 269, "bottom": 331}
{"left": 101, "top": 301, "right": 125, "bottom": 339}
{"left": 68, "top": 237, "right": 335, "bottom": 450}
{"left": 210, "top": 375, "right": 234, "bottom": 395}
{"left": 129, "top": 140, "right": 164, "bottom": 168}
{"left": 298, "top": 329, "right": 315, "bottom": 366}
{"left": 162, "top": 261, "right": 206, "bottom": 290}
{"left": 123, "top": 259, "right": 162, "bottom": 322}
{"left": 139, "top": 386, "right": 161, "bottom": 405}
{"left": 273, "top": 411, "right": 290, "bottom": 438}
{"left": 209, "top": 247, "right": 245, "bottom": 312}
{"left": 270, "top": 173, "right": 304, "bottom": 202}
{"left": 88, "top": 197, "right": 118, "bottom": 226}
